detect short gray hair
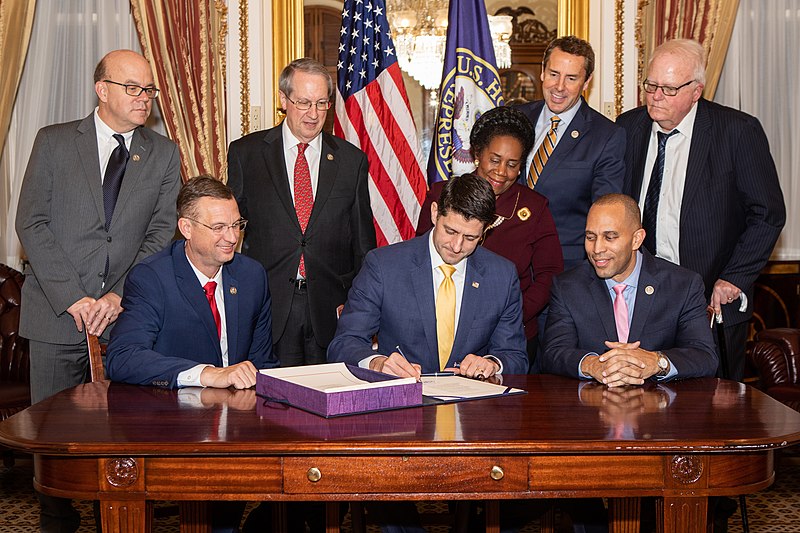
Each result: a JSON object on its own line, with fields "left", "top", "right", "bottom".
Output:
{"left": 278, "top": 58, "right": 333, "bottom": 99}
{"left": 649, "top": 39, "right": 707, "bottom": 85}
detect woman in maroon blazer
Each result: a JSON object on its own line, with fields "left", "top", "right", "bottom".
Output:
{"left": 417, "top": 106, "right": 563, "bottom": 364}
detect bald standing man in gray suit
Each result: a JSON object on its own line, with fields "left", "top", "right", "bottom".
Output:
{"left": 15, "top": 49, "right": 180, "bottom": 533}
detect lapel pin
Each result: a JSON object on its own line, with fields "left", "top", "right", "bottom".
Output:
{"left": 645, "top": 285, "right": 654, "bottom": 295}
{"left": 132, "top": 154, "right": 140, "bottom": 162}
{"left": 472, "top": 281, "right": 480, "bottom": 288}
{"left": 230, "top": 287, "right": 237, "bottom": 295}
{"left": 571, "top": 130, "right": 579, "bottom": 139}
{"left": 517, "top": 207, "right": 531, "bottom": 221}
{"left": 327, "top": 153, "right": 334, "bottom": 160}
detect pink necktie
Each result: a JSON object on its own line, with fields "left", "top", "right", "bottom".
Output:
{"left": 294, "top": 143, "right": 314, "bottom": 278}
{"left": 613, "top": 283, "right": 629, "bottom": 343}
{"left": 204, "top": 281, "right": 221, "bottom": 338}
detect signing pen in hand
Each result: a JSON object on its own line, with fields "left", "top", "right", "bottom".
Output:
{"left": 395, "top": 345, "right": 421, "bottom": 380}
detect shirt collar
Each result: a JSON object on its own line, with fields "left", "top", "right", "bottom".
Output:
{"left": 650, "top": 100, "right": 698, "bottom": 141}
{"left": 604, "top": 250, "right": 643, "bottom": 291}
{"left": 185, "top": 242, "right": 223, "bottom": 286}
{"left": 427, "top": 231, "right": 468, "bottom": 275}
{"left": 543, "top": 97, "right": 582, "bottom": 128}
{"left": 281, "top": 121, "right": 323, "bottom": 153}
{"left": 93, "top": 107, "right": 135, "bottom": 144}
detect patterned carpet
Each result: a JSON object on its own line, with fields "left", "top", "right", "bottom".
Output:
{"left": 1, "top": 453, "right": 798, "bottom": 532}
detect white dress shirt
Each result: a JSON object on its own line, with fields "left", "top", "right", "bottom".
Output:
{"left": 94, "top": 107, "right": 134, "bottom": 183}
{"left": 637, "top": 102, "right": 698, "bottom": 265}
{"left": 176, "top": 255, "right": 229, "bottom": 387}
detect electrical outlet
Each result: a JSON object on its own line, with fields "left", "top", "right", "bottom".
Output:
{"left": 250, "top": 106, "right": 262, "bottom": 131}
{"left": 603, "top": 102, "right": 614, "bottom": 119}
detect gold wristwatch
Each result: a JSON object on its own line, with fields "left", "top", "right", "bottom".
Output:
{"left": 656, "top": 351, "right": 670, "bottom": 378}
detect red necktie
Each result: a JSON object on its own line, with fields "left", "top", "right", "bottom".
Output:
{"left": 204, "top": 281, "right": 221, "bottom": 337}
{"left": 294, "top": 143, "right": 314, "bottom": 278}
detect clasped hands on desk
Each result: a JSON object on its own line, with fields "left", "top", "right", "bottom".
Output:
{"left": 1, "top": 375, "right": 799, "bottom": 533}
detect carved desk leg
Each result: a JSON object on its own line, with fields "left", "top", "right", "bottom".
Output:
{"left": 325, "top": 502, "right": 341, "bottom": 533}
{"left": 98, "top": 457, "right": 150, "bottom": 533}
{"left": 657, "top": 497, "right": 708, "bottom": 533}
{"left": 485, "top": 500, "right": 500, "bottom": 533}
{"left": 178, "top": 502, "right": 211, "bottom": 533}
{"left": 608, "top": 497, "right": 640, "bottom": 533}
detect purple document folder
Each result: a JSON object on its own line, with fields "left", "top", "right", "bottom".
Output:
{"left": 256, "top": 363, "right": 423, "bottom": 418}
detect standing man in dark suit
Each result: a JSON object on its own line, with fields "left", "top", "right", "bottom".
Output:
{"left": 617, "top": 38, "right": 785, "bottom": 381}
{"left": 516, "top": 36, "right": 626, "bottom": 269}
{"left": 15, "top": 49, "right": 180, "bottom": 533}
{"left": 227, "top": 57, "right": 376, "bottom": 368}
{"left": 329, "top": 173, "right": 528, "bottom": 378}
{"left": 542, "top": 194, "right": 718, "bottom": 384}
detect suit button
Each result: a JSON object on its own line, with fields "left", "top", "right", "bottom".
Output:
{"left": 301, "top": 240, "right": 307, "bottom": 247}
{"left": 107, "top": 236, "right": 112, "bottom": 242}
{"left": 98, "top": 272, "right": 104, "bottom": 278}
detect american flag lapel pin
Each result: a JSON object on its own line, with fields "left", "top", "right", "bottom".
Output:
{"left": 327, "top": 153, "right": 334, "bottom": 160}
{"left": 472, "top": 281, "right": 480, "bottom": 288}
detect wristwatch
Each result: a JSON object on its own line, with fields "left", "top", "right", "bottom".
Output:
{"left": 656, "top": 351, "right": 670, "bottom": 378}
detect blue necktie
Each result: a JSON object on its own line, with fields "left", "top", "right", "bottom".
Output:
{"left": 642, "top": 129, "right": 678, "bottom": 255}
{"left": 103, "top": 134, "right": 129, "bottom": 231}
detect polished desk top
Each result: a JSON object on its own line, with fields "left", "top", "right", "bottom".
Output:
{"left": 0, "top": 376, "right": 800, "bottom": 456}
{"left": 2, "top": 376, "right": 800, "bottom": 456}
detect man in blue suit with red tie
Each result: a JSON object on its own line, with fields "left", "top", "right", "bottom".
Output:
{"left": 107, "top": 176, "right": 279, "bottom": 389}
{"left": 516, "top": 36, "right": 626, "bottom": 270}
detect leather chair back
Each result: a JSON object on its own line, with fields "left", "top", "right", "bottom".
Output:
{"left": 0, "top": 263, "right": 30, "bottom": 420}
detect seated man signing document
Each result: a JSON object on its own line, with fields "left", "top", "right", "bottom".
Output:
{"left": 107, "top": 176, "right": 279, "bottom": 389}
{"left": 541, "top": 193, "right": 718, "bottom": 385}
{"left": 328, "top": 173, "right": 528, "bottom": 378}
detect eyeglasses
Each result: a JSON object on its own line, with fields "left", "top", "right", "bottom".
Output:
{"left": 642, "top": 79, "right": 695, "bottom": 97}
{"left": 103, "top": 80, "right": 160, "bottom": 99}
{"left": 285, "top": 96, "right": 331, "bottom": 111}
{"left": 186, "top": 217, "right": 248, "bottom": 234}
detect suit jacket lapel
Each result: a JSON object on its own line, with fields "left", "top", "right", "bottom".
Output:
{"left": 452, "top": 254, "right": 484, "bottom": 360}
{"left": 222, "top": 265, "right": 240, "bottom": 363}
{"left": 75, "top": 115, "right": 105, "bottom": 225}
{"left": 112, "top": 127, "right": 150, "bottom": 227}
{"left": 262, "top": 127, "right": 301, "bottom": 231}
{"left": 589, "top": 270, "right": 618, "bottom": 342}
{"left": 627, "top": 111, "right": 652, "bottom": 202}
{"left": 308, "top": 133, "right": 338, "bottom": 229}
{"left": 680, "top": 99, "right": 711, "bottom": 219}
{"left": 628, "top": 252, "right": 657, "bottom": 341}
{"left": 410, "top": 237, "right": 438, "bottom": 363}
{"left": 173, "top": 243, "right": 223, "bottom": 362}
{"left": 537, "top": 98, "right": 591, "bottom": 185}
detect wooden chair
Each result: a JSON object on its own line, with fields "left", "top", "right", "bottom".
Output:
{"left": 85, "top": 330, "right": 107, "bottom": 382}
{"left": 0, "top": 264, "right": 31, "bottom": 467}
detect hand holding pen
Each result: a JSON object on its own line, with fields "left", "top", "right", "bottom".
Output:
{"left": 368, "top": 345, "right": 422, "bottom": 380}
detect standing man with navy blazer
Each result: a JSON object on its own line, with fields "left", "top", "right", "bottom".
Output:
{"left": 15, "top": 49, "right": 180, "bottom": 533}
{"left": 227, "top": 58, "right": 376, "bottom": 368}
{"left": 617, "top": 39, "right": 785, "bottom": 381}
{"left": 516, "top": 36, "right": 626, "bottom": 269}
{"left": 107, "top": 176, "right": 279, "bottom": 389}
{"left": 329, "top": 173, "right": 528, "bottom": 378}
{"left": 542, "top": 194, "right": 718, "bottom": 385}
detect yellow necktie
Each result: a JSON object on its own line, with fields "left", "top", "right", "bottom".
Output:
{"left": 436, "top": 264, "right": 456, "bottom": 371}
{"left": 527, "top": 115, "right": 561, "bottom": 188}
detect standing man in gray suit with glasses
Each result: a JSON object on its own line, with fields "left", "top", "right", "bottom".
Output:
{"left": 15, "top": 49, "right": 180, "bottom": 533}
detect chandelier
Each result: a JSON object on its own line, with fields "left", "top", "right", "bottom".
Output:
{"left": 387, "top": 0, "right": 513, "bottom": 90}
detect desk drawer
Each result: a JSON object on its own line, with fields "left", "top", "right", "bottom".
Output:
{"left": 284, "top": 456, "right": 527, "bottom": 494}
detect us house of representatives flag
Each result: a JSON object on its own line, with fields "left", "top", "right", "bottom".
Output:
{"left": 426, "top": 0, "right": 505, "bottom": 184}
{"left": 334, "top": 0, "right": 428, "bottom": 246}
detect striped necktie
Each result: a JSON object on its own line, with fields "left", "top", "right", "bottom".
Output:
{"left": 527, "top": 115, "right": 561, "bottom": 188}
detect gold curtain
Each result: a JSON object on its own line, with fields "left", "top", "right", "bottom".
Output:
{"left": 130, "top": 0, "right": 228, "bottom": 183}
{"left": 635, "top": 0, "right": 739, "bottom": 101}
{"left": 0, "top": 0, "right": 36, "bottom": 155}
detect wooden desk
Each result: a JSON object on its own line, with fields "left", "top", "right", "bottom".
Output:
{"left": 2, "top": 376, "right": 799, "bottom": 533}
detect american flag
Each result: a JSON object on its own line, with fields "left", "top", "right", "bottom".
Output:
{"left": 334, "top": 0, "right": 428, "bottom": 246}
